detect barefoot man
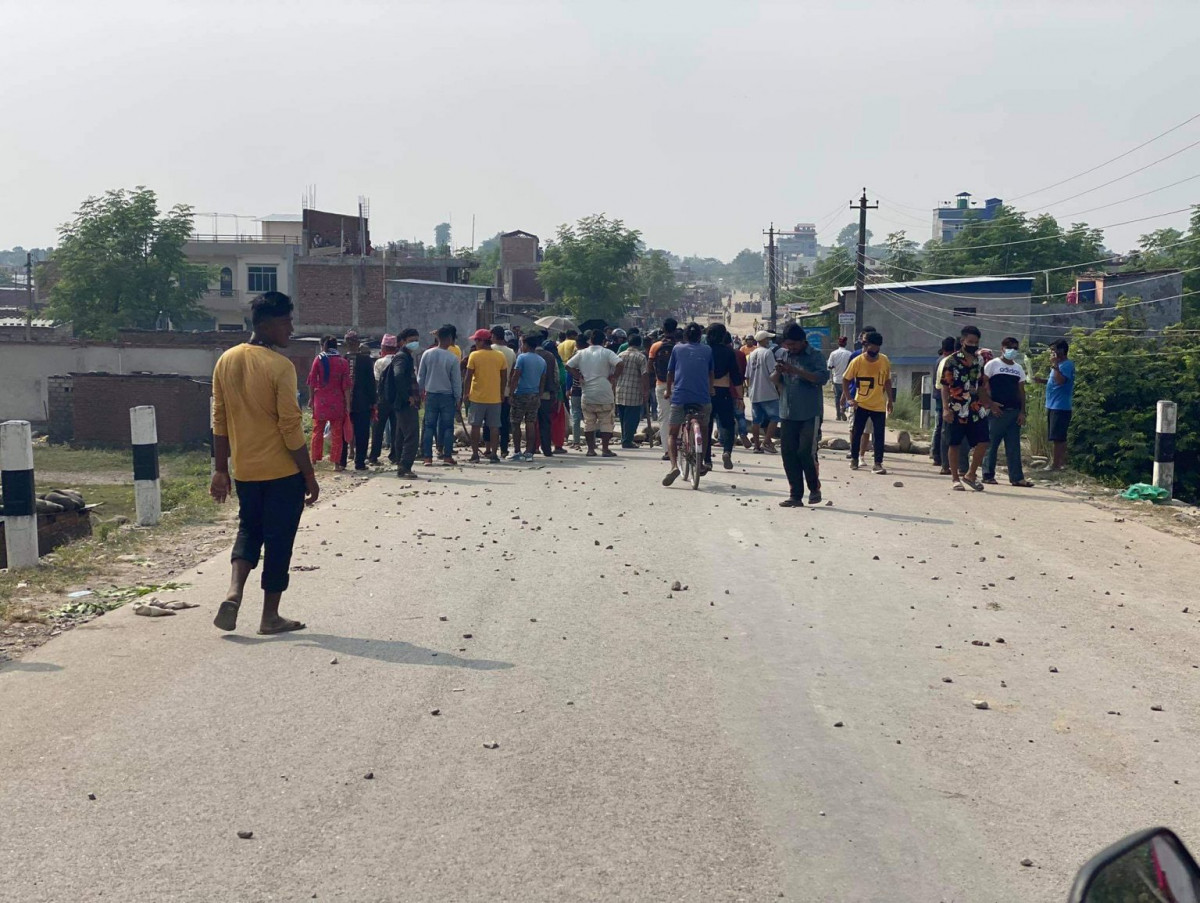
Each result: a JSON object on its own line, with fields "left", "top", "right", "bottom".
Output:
{"left": 210, "top": 291, "right": 320, "bottom": 634}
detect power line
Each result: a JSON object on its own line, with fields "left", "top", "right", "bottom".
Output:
{"left": 879, "top": 281, "right": 1200, "bottom": 322}
{"left": 1008, "top": 111, "right": 1200, "bottom": 202}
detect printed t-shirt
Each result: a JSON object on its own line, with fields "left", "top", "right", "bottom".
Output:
{"left": 942, "top": 351, "right": 986, "bottom": 423}
{"left": 667, "top": 342, "right": 714, "bottom": 406}
{"left": 466, "top": 348, "right": 507, "bottom": 404}
{"left": 513, "top": 351, "right": 547, "bottom": 395}
{"left": 843, "top": 353, "right": 891, "bottom": 413}
{"left": 566, "top": 345, "right": 621, "bottom": 405}
{"left": 984, "top": 358, "right": 1026, "bottom": 410}
{"left": 1045, "top": 359, "right": 1076, "bottom": 411}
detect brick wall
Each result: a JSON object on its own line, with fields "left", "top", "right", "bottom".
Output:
{"left": 295, "top": 259, "right": 452, "bottom": 334}
{"left": 47, "top": 376, "right": 74, "bottom": 443}
{"left": 70, "top": 373, "right": 212, "bottom": 447}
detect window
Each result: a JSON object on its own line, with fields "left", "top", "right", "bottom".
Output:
{"left": 953, "top": 306, "right": 976, "bottom": 317}
{"left": 247, "top": 265, "right": 277, "bottom": 293}
{"left": 219, "top": 267, "right": 233, "bottom": 296}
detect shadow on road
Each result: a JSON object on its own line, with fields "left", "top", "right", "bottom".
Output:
{"left": 221, "top": 633, "right": 514, "bottom": 670}
{"left": 816, "top": 507, "right": 955, "bottom": 525}
{"left": 0, "top": 660, "right": 65, "bottom": 674}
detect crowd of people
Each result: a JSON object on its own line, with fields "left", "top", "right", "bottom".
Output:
{"left": 208, "top": 290, "right": 1077, "bottom": 634}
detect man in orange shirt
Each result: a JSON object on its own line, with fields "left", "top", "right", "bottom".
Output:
{"left": 210, "top": 291, "right": 319, "bottom": 635}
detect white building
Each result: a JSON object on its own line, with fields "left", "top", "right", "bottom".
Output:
{"left": 183, "top": 214, "right": 302, "bottom": 330}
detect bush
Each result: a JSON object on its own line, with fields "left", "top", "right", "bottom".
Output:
{"left": 889, "top": 391, "right": 922, "bottom": 430}
{"left": 1060, "top": 313, "right": 1200, "bottom": 502}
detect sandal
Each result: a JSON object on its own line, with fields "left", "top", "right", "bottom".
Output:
{"left": 982, "top": 477, "right": 999, "bottom": 485}
{"left": 257, "top": 618, "right": 306, "bottom": 636}
{"left": 213, "top": 599, "right": 240, "bottom": 632}
{"left": 952, "top": 481, "right": 966, "bottom": 491}
{"left": 1011, "top": 479, "right": 1035, "bottom": 487}
{"left": 962, "top": 475, "right": 986, "bottom": 491}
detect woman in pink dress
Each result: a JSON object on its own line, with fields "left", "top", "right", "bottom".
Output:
{"left": 307, "top": 335, "right": 351, "bottom": 468}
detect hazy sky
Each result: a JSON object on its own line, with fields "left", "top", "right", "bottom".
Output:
{"left": 3, "top": 0, "right": 1199, "bottom": 259}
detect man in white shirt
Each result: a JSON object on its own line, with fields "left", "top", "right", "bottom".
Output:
{"left": 826, "top": 335, "right": 853, "bottom": 421}
{"left": 566, "top": 328, "right": 625, "bottom": 458}
{"left": 745, "top": 330, "right": 780, "bottom": 453}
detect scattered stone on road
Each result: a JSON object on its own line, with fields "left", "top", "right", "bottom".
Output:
{"left": 237, "top": 830, "right": 254, "bottom": 840}
{"left": 483, "top": 742, "right": 500, "bottom": 750}
{"left": 973, "top": 700, "right": 989, "bottom": 710}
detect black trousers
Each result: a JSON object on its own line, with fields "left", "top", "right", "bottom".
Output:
{"left": 704, "top": 388, "right": 736, "bottom": 463}
{"left": 537, "top": 399, "right": 554, "bottom": 455}
{"left": 393, "top": 406, "right": 419, "bottom": 472}
{"left": 232, "top": 473, "right": 306, "bottom": 593}
{"left": 340, "top": 409, "right": 372, "bottom": 468}
{"left": 851, "top": 406, "right": 886, "bottom": 465}
{"left": 370, "top": 403, "right": 396, "bottom": 463}
{"left": 780, "top": 418, "right": 820, "bottom": 498}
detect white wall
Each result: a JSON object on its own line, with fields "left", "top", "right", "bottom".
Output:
{"left": 0, "top": 343, "right": 224, "bottom": 423}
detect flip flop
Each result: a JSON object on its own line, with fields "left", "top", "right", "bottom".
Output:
{"left": 952, "top": 481, "right": 966, "bottom": 491}
{"left": 1011, "top": 479, "right": 1035, "bottom": 487}
{"left": 257, "top": 618, "right": 306, "bottom": 636}
{"left": 213, "top": 600, "right": 240, "bottom": 632}
{"left": 962, "top": 475, "right": 986, "bottom": 491}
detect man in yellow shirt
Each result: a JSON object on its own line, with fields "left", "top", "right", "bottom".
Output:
{"left": 557, "top": 329, "right": 578, "bottom": 367}
{"left": 210, "top": 291, "right": 319, "bottom": 635}
{"left": 463, "top": 328, "right": 508, "bottom": 464}
{"left": 842, "top": 330, "right": 894, "bottom": 475}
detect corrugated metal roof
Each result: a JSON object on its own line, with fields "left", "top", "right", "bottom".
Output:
{"left": 0, "top": 318, "right": 59, "bottom": 328}
{"left": 836, "top": 276, "right": 1032, "bottom": 293}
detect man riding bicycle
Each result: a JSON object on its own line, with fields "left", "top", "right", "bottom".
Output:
{"left": 663, "top": 322, "right": 714, "bottom": 486}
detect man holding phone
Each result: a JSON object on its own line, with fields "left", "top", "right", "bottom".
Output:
{"left": 1033, "top": 338, "right": 1075, "bottom": 471}
{"left": 771, "top": 323, "right": 829, "bottom": 507}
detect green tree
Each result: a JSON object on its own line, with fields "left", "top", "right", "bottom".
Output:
{"left": 468, "top": 232, "right": 502, "bottom": 286}
{"left": 538, "top": 214, "right": 642, "bottom": 322}
{"left": 726, "top": 248, "right": 764, "bottom": 291}
{"left": 836, "top": 222, "right": 870, "bottom": 252}
{"left": 1130, "top": 205, "right": 1200, "bottom": 322}
{"left": 924, "top": 205, "right": 1105, "bottom": 299}
{"left": 434, "top": 222, "right": 451, "bottom": 254}
{"left": 48, "top": 187, "right": 208, "bottom": 338}
{"left": 882, "top": 231, "right": 920, "bottom": 282}
{"left": 783, "top": 246, "right": 855, "bottom": 308}
{"left": 637, "top": 249, "right": 680, "bottom": 308}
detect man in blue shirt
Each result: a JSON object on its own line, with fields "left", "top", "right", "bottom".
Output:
{"left": 662, "top": 322, "right": 714, "bottom": 485}
{"left": 1033, "top": 337, "right": 1076, "bottom": 471}
{"left": 508, "top": 334, "right": 548, "bottom": 461}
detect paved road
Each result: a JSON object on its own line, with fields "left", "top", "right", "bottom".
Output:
{"left": 2, "top": 412, "right": 1197, "bottom": 902}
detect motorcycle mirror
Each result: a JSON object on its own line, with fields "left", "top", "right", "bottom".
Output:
{"left": 1069, "top": 827, "right": 1200, "bottom": 903}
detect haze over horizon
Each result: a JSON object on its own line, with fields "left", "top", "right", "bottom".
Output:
{"left": 3, "top": 0, "right": 1199, "bottom": 260}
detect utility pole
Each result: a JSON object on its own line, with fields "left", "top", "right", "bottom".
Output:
{"left": 25, "top": 251, "right": 34, "bottom": 313}
{"left": 850, "top": 188, "right": 878, "bottom": 340}
{"left": 766, "top": 224, "right": 776, "bottom": 333}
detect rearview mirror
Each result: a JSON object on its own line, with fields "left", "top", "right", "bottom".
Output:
{"left": 1070, "top": 827, "right": 1200, "bottom": 903}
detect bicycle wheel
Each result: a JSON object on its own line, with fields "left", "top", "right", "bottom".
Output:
{"left": 679, "top": 428, "right": 692, "bottom": 483}
{"left": 689, "top": 416, "right": 702, "bottom": 490}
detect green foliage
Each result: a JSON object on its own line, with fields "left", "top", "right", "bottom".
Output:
{"left": 469, "top": 233, "right": 502, "bottom": 286}
{"left": 889, "top": 390, "right": 921, "bottom": 431}
{"left": 637, "top": 249, "right": 680, "bottom": 307}
{"left": 52, "top": 582, "right": 190, "bottom": 620}
{"left": 538, "top": 214, "right": 642, "bottom": 322}
{"left": 433, "top": 222, "right": 451, "bottom": 254}
{"left": 1059, "top": 313, "right": 1200, "bottom": 502}
{"left": 1131, "top": 204, "right": 1200, "bottom": 322}
{"left": 836, "top": 222, "right": 870, "bottom": 251}
{"left": 882, "top": 231, "right": 920, "bottom": 282}
{"left": 925, "top": 205, "right": 1105, "bottom": 299}
{"left": 783, "top": 246, "right": 854, "bottom": 308}
{"left": 47, "top": 187, "right": 209, "bottom": 339}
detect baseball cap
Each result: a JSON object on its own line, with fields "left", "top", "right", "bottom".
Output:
{"left": 381, "top": 334, "right": 398, "bottom": 349}
{"left": 754, "top": 330, "right": 775, "bottom": 342}
{"left": 471, "top": 328, "right": 493, "bottom": 343}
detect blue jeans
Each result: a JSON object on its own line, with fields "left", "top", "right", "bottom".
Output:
{"left": 421, "top": 392, "right": 457, "bottom": 459}
{"left": 983, "top": 408, "right": 1025, "bottom": 483}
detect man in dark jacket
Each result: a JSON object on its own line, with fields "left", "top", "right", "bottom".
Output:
{"left": 341, "top": 331, "right": 376, "bottom": 471}
{"left": 533, "top": 332, "right": 560, "bottom": 457}
{"left": 380, "top": 327, "right": 421, "bottom": 478}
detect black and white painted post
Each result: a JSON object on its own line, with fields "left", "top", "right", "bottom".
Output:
{"left": 1154, "top": 399, "right": 1177, "bottom": 498}
{"left": 920, "top": 375, "right": 932, "bottom": 429}
{"left": 1, "top": 420, "right": 39, "bottom": 569}
{"left": 130, "top": 405, "right": 161, "bottom": 527}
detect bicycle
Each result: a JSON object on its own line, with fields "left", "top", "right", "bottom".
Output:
{"left": 675, "top": 403, "right": 706, "bottom": 490}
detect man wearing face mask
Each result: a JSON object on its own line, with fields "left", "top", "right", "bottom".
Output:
{"left": 982, "top": 337, "right": 1034, "bottom": 487}
{"left": 941, "top": 324, "right": 992, "bottom": 491}
{"left": 842, "top": 331, "right": 893, "bottom": 474}
{"left": 380, "top": 327, "right": 422, "bottom": 478}
{"left": 770, "top": 323, "right": 829, "bottom": 506}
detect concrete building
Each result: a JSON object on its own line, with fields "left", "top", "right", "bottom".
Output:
{"left": 496, "top": 230, "right": 547, "bottom": 316}
{"left": 1027, "top": 269, "right": 1184, "bottom": 342}
{"left": 835, "top": 276, "right": 1033, "bottom": 395}
{"left": 777, "top": 223, "right": 818, "bottom": 259}
{"left": 385, "top": 280, "right": 491, "bottom": 353}
{"left": 184, "top": 218, "right": 302, "bottom": 331}
{"left": 933, "top": 192, "right": 1003, "bottom": 243}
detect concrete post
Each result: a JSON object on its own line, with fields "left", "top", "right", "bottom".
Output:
{"left": 1, "top": 420, "right": 39, "bottom": 568}
{"left": 130, "top": 406, "right": 161, "bottom": 526}
{"left": 1153, "top": 400, "right": 1177, "bottom": 498}
{"left": 920, "top": 376, "right": 932, "bottom": 429}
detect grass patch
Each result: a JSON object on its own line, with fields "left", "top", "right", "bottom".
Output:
{"left": 890, "top": 391, "right": 924, "bottom": 433}
{"left": 34, "top": 443, "right": 210, "bottom": 479}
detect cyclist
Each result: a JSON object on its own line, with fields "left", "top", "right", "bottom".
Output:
{"left": 662, "top": 322, "right": 714, "bottom": 486}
